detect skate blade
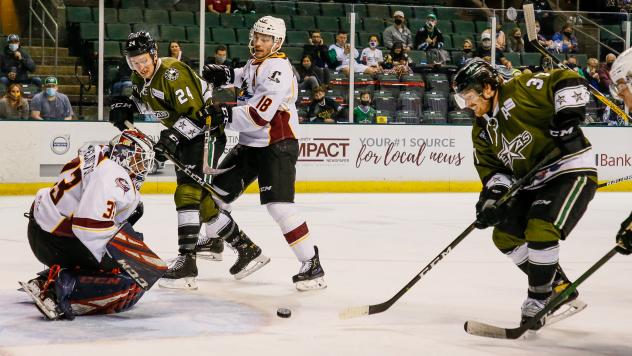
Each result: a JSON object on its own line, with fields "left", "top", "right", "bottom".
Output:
{"left": 158, "top": 277, "right": 198, "bottom": 290}
{"left": 545, "top": 298, "right": 587, "bottom": 326}
{"left": 233, "top": 255, "right": 271, "bottom": 280}
{"left": 18, "top": 281, "right": 60, "bottom": 320}
{"left": 197, "top": 252, "right": 223, "bottom": 262}
{"left": 295, "top": 277, "right": 327, "bottom": 291}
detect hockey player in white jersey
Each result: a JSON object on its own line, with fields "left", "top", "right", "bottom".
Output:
{"left": 202, "top": 16, "right": 325, "bottom": 290}
{"left": 21, "top": 130, "right": 167, "bottom": 320}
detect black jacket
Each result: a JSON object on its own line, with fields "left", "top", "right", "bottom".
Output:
{"left": 296, "top": 64, "right": 328, "bottom": 86}
{"left": 302, "top": 44, "right": 330, "bottom": 69}
{"left": 0, "top": 45, "right": 36, "bottom": 82}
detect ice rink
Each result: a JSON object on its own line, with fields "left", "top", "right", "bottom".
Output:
{"left": 1, "top": 192, "right": 631, "bottom": 356}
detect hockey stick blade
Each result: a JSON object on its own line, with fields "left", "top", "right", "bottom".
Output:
{"left": 339, "top": 305, "right": 369, "bottom": 320}
{"left": 465, "top": 247, "right": 618, "bottom": 339}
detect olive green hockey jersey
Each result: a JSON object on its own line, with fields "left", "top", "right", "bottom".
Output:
{"left": 472, "top": 69, "right": 595, "bottom": 186}
{"left": 130, "top": 57, "right": 212, "bottom": 128}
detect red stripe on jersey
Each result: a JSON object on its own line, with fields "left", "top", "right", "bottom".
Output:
{"left": 73, "top": 217, "right": 115, "bottom": 230}
{"left": 52, "top": 217, "right": 75, "bottom": 238}
{"left": 60, "top": 157, "right": 80, "bottom": 173}
{"left": 248, "top": 106, "right": 270, "bottom": 127}
{"left": 269, "top": 110, "right": 295, "bottom": 144}
{"left": 284, "top": 222, "right": 309, "bottom": 245}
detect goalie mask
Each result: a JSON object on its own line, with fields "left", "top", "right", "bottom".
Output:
{"left": 110, "top": 130, "right": 155, "bottom": 187}
{"left": 609, "top": 47, "right": 632, "bottom": 104}
{"left": 452, "top": 58, "right": 500, "bottom": 110}
{"left": 249, "top": 16, "right": 286, "bottom": 58}
{"left": 123, "top": 31, "right": 158, "bottom": 73}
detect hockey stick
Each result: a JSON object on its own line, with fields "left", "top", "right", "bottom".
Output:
{"left": 339, "top": 149, "right": 561, "bottom": 320}
{"left": 598, "top": 174, "right": 632, "bottom": 189}
{"left": 464, "top": 246, "right": 618, "bottom": 339}
{"left": 523, "top": 3, "right": 630, "bottom": 124}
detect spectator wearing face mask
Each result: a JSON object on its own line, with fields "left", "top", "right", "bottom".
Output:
{"left": 552, "top": 24, "right": 578, "bottom": 53}
{"left": 0, "top": 34, "right": 41, "bottom": 87}
{"left": 476, "top": 32, "right": 506, "bottom": 65}
{"left": 353, "top": 91, "right": 376, "bottom": 124}
{"left": 414, "top": 13, "right": 444, "bottom": 51}
{"left": 328, "top": 31, "right": 380, "bottom": 77}
{"left": 383, "top": 10, "right": 413, "bottom": 52}
{"left": 296, "top": 55, "right": 327, "bottom": 90}
{"left": 598, "top": 53, "right": 617, "bottom": 94}
{"left": 507, "top": 27, "right": 525, "bottom": 53}
{"left": 205, "top": 45, "right": 231, "bottom": 68}
{"left": 0, "top": 83, "right": 29, "bottom": 119}
{"left": 302, "top": 30, "right": 330, "bottom": 69}
{"left": 360, "top": 35, "right": 384, "bottom": 71}
{"left": 482, "top": 28, "right": 506, "bottom": 52}
{"left": 30, "top": 76, "right": 74, "bottom": 120}
{"left": 458, "top": 39, "right": 475, "bottom": 67}
{"left": 307, "top": 85, "right": 343, "bottom": 123}
{"left": 524, "top": 20, "right": 553, "bottom": 52}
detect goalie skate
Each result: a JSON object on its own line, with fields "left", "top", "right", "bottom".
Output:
{"left": 19, "top": 281, "right": 62, "bottom": 320}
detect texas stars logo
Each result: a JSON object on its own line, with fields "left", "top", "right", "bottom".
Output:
{"left": 164, "top": 67, "right": 180, "bottom": 81}
{"left": 498, "top": 131, "right": 533, "bottom": 168}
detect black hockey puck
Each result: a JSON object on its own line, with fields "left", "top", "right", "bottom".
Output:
{"left": 277, "top": 307, "right": 291, "bottom": 318}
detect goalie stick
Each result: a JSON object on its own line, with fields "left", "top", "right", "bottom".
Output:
{"left": 464, "top": 246, "right": 618, "bottom": 339}
{"left": 339, "top": 149, "right": 561, "bottom": 320}
{"left": 523, "top": 3, "right": 630, "bottom": 124}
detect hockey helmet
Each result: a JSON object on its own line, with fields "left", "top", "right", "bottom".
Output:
{"left": 452, "top": 58, "right": 500, "bottom": 109}
{"left": 249, "top": 16, "right": 286, "bottom": 57}
{"left": 609, "top": 47, "right": 632, "bottom": 101}
{"left": 123, "top": 31, "right": 158, "bottom": 70}
{"left": 110, "top": 130, "right": 155, "bottom": 183}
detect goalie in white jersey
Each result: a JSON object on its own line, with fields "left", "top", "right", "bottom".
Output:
{"left": 202, "top": 16, "right": 325, "bottom": 290}
{"left": 21, "top": 130, "right": 167, "bottom": 320}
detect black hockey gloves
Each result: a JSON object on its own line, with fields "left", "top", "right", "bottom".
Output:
{"left": 475, "top": 174, "right": 516, "bottom": 229}
{"left": 109, "top": 96, "right": 136, "bottom": 131}
{"left": 202, "top": 64, "right": 234, "bottom": 88}
{"left": 615, "top": 212, "right": 632, "bottom": 255}
{"left": 550, "top": 124, "right": 585, "bottom": 156}
{"left": 196, "top": 104, "right": 231, "bottom": 130}
{"left": 127, "top": 201, "right": 144, "bottom": 226}
{"left": 154, "top": 116, "right": 205, "bottom": 159}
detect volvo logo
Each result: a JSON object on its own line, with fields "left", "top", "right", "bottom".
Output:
{"left": 51, "top": 135, "right": 70, "bottom": 155}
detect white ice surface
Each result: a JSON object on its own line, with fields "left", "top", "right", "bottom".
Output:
{"left": 1, "top": 192, "right": 631, "bottom": 356}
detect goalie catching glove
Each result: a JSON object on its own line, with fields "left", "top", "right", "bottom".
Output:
{"left": 475, "top": 173, "right": 516, "bottom": 229}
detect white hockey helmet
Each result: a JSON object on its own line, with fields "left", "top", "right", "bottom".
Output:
{"left": 248, "top": 16, "right": 286, "bottom": 57}
{"left": 609, "top": 47, "right": 632, "bottom": 101}
{"left": 110, "top": 130, "right": 155, "bottom": 184}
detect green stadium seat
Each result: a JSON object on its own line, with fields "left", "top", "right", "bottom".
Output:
{"left": 442, "top": 34, "right": 454, "bottom": 50}
{"left": 398, "top": 7, "right": 414, "bottom": 20}
{"left": 118, "top": 8, "right": 143, "bottom": 24}
{"left": 276, "top": 15, "right": 292, "bottom": 27}
{"left": 194, "top": 12, "right": 219, "bottom": 27}
{"left": 212, "top": 28, "right": 238, "bottom": 44}
{"left": 133, "top": 24, "right": 160, "bottom": 40}
{"left": 409, "top": 50, "right": 427, "bottom": 65}
{"left": 120, "top": 0, "right": 144, "bottom": 9}
{"left": 321, "top": 3, "right": 344, "bottom": 17}
{"left": 321, "top": 32, "right": 335, "bottom": 45}
{"left": 243, "top": 14, "right": 259, "bottom": 28}
{"left": 358, "top": 32, "right": 381, "bottom": 46}
{"left": 503, "top": 52, "right": 521, "bottom": 66}
{"left": 316, "top": 17, "right": 339, "bottom": 33}
{"left": 343, "top": 4, "right": 367, "bottom": 17}
{"left": 292, "top": 16, "right": 316, "bottom": 31}
{"left": 103, "top": 41, "right": 122, "bottom": 58}
{"left": 254, "top": 2, "right": 274, "bottom": 15}
{"left": 161, "top": 25, "right": 186, "bottom": 42}
{"left": 363, "top": 18, "right": 385, "bottom": 33}
{"left": 408, "top": 18, "right": 425, "bottom": 33}
{"left": 221, "top": 14, "right": 244, "bottom": 28}
{"left": 100, "top": 8, "right": 118, "bottom": 23}
{"left": 521, "top": 52, "right": 541, "bottom": 66}
{"left": 157, "top": 41, "right": 169, "bottom": 56}
{"left": 573, "top": 53, "right": 587, "bottom": 67}
{"left": 107, "top": 24, "right": 132, "bottom": 41}
{"left": 145, "top": 9, "right": 169, "bottom": 24}
{"left": 287, "top": 30, "right": 309, "bottom": 46}
{"left": 367, "top": 4, "right": 390, "bottom": 19}
{"left": 236, "top": 28, "right": 250, "bottom": 44}
{"left": 180, "top": 42, "right": 200, "bottom": 58}
{"left": 452, "top": 34, "right": 474, "bottom": 49}
{"left": 284, "top": 46, "right": 304, "bottom": 61}
{"left": 147, "top": 0, "right": 174, "bottom": 9}
{"left": 273, "top": 2, "right": 296, "bottom": 15}
{"left": 67, "top": 7, "right": 93, "bottom": 23}
{"left": 475, "top": 21, "right": 489, "bottom": 33}
{"left": 229, "top": 45, "right": 250, "bottom": 63}
{"left": 170, "top": 11, "right": 196, "bottom": 26}
{"left": 205, "top": 44, "right": 219, "bottom": 57}
{"left": 451, "top": 20, "right": 475, "bottom": 34}
{"left": 297, "top": 2, "right": 321, "bottom": 16}
{"left": 434, "top": 7, "right": 459, "bottom": 20}
{"left": 80, "top": 23, "right": 99, "bottom": 41}
{"left": 451, "top": 50, "right": 464, "bottom": 65}
{"left": 186, "top": 26, "right": 211, "bottom": 43}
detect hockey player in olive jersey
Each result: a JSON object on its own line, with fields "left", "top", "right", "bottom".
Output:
{"left": 109, "top": 31, "right": 270, "bottom": 290}
{"left": 202, "top": 16, "right": 326, "bottom": 291}
{"left": 453, "top": 59, "right": 597, "bottom": 329}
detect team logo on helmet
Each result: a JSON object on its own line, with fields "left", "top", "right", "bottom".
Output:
{"left": 164, "top": 67, "right": 180, "bottom": 81}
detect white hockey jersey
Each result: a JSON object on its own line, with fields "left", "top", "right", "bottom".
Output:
{"left": 32, "top": 144, "right": 140, "bottom": 262}
{"left": 227, "top": 52, "right": 300, "bottom": 147}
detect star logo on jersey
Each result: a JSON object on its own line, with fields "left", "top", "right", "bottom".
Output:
{"left": 498, "top": 131, "right": 533, "bottom": 168}
{"left": 164, "top": 67, "right": 180, "bottom": 81}
{"left": 556, "top": 94, "right": 566, "bottom": 106}
{"left": 572, "top": 90, "right": 584, "bottom": 102}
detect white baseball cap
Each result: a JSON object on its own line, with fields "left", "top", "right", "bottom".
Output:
{"left": 393, "top": 10, "right": 405, "bottom": 18}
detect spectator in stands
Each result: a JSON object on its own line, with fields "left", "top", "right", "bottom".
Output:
{"left": 328, "top": 31, "right": 379, "bottom": 77}
{"left": 353, "top": 91, "right": 376, "bottom": 124}
{"left": 524, "top": 0, "right": 553, "bottom": 35}
{"left": 383, "top": 42, "right": 413, "bottom": 77}
{"left": 383, "top": 10, "right": 413, "bottom": 52}
{"left": 507, "top": 27, "right": 525, "bottom": 53}
{"left": 0, "top": 83, "right": 29, "bottom": 119}
{"left": 458, "top": 39, "right": 475, "bottom": 67}
{"left": 524, "top": 20, "right": 553, "bottom": 52}
{"left": 206, "top": 0, "right": 231, "bottom": 14}
{"left": 360, "top": 35, "right": 384, "bottom": 71}
{"left": 414, "top": 13, "right": 444, "bottom": 51}
{"left": 0, "top": 34, "right": 41, "bottom": 88}
{"left": 111, "top": 57, "right": 132, "bottom": 97}
{"left": 206, "top": 45, "right": 232, "bottom": 68}
{"left": 598, "top": 53, "right": 617, "bottom": 94}
{"left": 303, "top": 30, "right": 330, "bottom": 69}
{"left": 168, "top": 41, "right": 194, "bottom": 68}
{"left": 582, "top": 57, "right": 601, "bottom": 89}
{"left": 552, "top": 24, "right": 578, "bottom": 53}
{"left": 296, "top": 55, "right": 327, "bottom": 90}
{"left": 482, "top": 28, "right": 506, "bottom": 52}
{"left": 232, "top": 0, "right": 255, "bottom": 14}
{"left": 307, "top": 85, "right": 343, "bottom": 123}
{"left": 476, "top": 32, "right": 506, "bottom": 65}
{"left": 30, "top": 76, "right": 74, "bottom": 120}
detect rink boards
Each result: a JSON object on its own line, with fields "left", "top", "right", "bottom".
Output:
{"left": 1, "top": 121, "right": 631, "bottom": 194}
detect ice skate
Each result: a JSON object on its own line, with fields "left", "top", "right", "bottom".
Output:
{"left": 195, "top": 235, "right": 224, "bottom": 262}
{"left": 158, "top": 253, "right": 198, "bottom": 290}
{"left": 19, "top": 281, "right": 63, "bottom": 320}
{"left": 229, "top": 231, "right": 270, "bottom": 280}
{"left": 520, "top": 297, "right": 548, "bottom": 330}
{"left": 292, "top": 246, "right": 326, "bottom": 291}
{"left": 546, "top": 275, "right": 588, "bottom": 326}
